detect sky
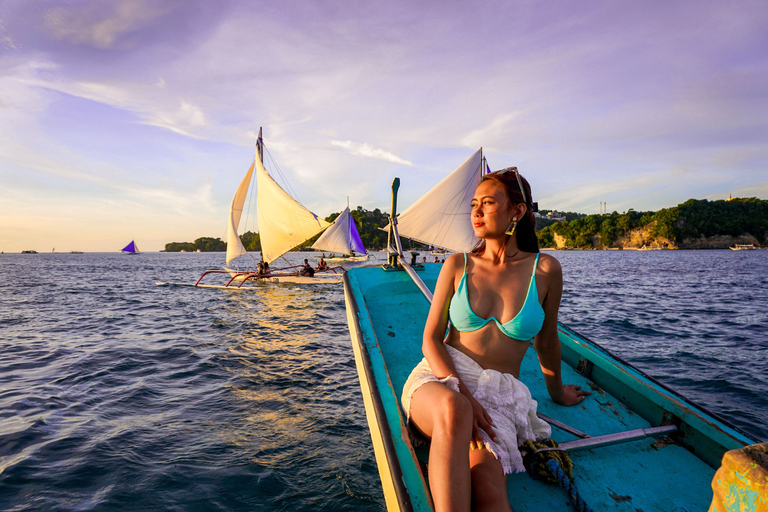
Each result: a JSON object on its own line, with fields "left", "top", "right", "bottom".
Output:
{"left": 1, "top": 0, "right": 766, "bottom": 252}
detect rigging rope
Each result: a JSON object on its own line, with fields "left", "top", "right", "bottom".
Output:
{"left": 263, "top": 145, "right": 300, "bottom": 201}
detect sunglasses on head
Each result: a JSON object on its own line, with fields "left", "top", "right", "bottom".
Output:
{"left": 490, "top": 167, "right": 538, "bottom": 212}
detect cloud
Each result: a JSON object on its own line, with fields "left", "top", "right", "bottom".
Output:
{"left": 331, "top": 140, "right": 412, "bottom": 166}
{"left": 43, "top": 0, "right": 173, "bottom": 50}
{"left": 15, "top": 67, "right": 210, "bottom": 139}
{"left": 0, "top": 18, "right": 17, "bottom": 49}
{"left": 143, "top": 100, "right": 207, "bottom": 137}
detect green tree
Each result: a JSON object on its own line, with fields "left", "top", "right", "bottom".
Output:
{"left": 240, "top": 231, "right": 261, "bottom": 251}
{"left": 164, "top": 242, "right": 196, "bottom": 252}
{"left": 193, "top": 237, "right": 226, "bottom": 252}
{"left": 600, "top": 218, "right": 616, "bottom": 247}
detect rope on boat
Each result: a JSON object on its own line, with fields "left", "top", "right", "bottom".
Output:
{"left": 521, "top": 439, "right": 593, "bottom": 512}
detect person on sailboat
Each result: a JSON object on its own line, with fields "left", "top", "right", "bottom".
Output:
{"left": 257, "top": 261, "right": 270, "bottom": 275}
{"left": 400, "top": 169, "right": 589, "bottom": 512}
{"left": 299, "top": 259, "right": 315, "bottom": 277}
{"left": 316, "top": 257, "right": 328, "bottom": 271}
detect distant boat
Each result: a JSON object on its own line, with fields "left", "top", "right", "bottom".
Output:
{"left": 312, "top": 205, "right": 369, "bottom": 262}
{"left": 159, "top": 128, "right": 344, "bottom": 288}
{"left": 69, "top": 251, "right": 84, "bottom": 254}
{"left": 730, "top": 244, "right": 757, "bottom": 250}
{"left": 21, "top": 250, "right": 37, "bottom": 254}
{"left": 121, "top": 240, "right": 140, "bottom": 255}
{"left": 429, "top": 246, "right": 449, "bottom": 256}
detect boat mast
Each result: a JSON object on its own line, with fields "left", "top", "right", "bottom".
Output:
{"left": 256, "top": 127, "right": 264, "bottom": 164}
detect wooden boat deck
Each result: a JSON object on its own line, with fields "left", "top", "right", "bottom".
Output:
{"left": 345, "top": 264, "right": 757, "bottom": 511}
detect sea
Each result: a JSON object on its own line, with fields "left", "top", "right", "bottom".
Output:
{"left": 1, "top": 249, "right": 766, "bottom": 511}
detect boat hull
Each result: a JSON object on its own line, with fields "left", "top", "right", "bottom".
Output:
{"left": 224, "top": 268, "right": 343, "bottom": 285}
{"left": 343, "top": 265, "right": 758, "bottom": 511}
{"left": 322, "top": 254, "right": 370, "bottom": 263}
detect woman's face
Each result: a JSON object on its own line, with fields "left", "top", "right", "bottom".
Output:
{"left": 470, "top": 180, "right": 513, "bottom": 239}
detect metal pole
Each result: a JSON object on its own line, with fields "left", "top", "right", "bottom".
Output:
{"left": 537, "top": 413, "right": 590, "bottom": 439}
{"left": 390, "top": 222, "right": 433, "bottom": 303}
{"left": 530, "top": 425, "right": 678, "bottom": 455}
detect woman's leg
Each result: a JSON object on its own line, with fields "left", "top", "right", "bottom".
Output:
{"left": 409, "top": 382, "right": 473, "bottom": 512}
{"left": 469, "top": 449, "right": 511, "bottom": 512}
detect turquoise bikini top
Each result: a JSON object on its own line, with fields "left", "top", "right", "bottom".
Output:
{"left": 448, "top": 253, "right": 545, "bottom": 341}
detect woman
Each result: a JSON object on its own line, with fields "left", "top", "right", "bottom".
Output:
{"left": 401, "top": 169, "right": 589, "bottom": 512}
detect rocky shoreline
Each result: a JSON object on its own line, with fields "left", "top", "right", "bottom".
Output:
{"left": 549, "top": 224, "right": 763, "bottom": 250}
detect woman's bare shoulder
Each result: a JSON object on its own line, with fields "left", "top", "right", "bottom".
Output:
{"left": 442, "top": 253, "right": 465, "bottom": 273}
{"left": 432, "top": 253, "right": 464, "bottom": 294}
{"left": 536, "top": 252, "right": 562, "bottom": 276}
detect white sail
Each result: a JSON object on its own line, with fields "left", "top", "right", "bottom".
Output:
{"left": 225, "top": 161, "right": 255, "bottom": 265}
{"left": 312, "top": 207, "right": 367, "bottom": 255}
{"left": 397, "top": 149, "right": 484, "bottom": 253}
{"left": 255, "top": 157, "right": 330, "bottom": 263}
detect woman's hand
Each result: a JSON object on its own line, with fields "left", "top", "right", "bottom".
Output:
{"left": 467, "top": 393, "right": 497, "bottom": 450}
{"left": 554, "top": 384, "right": 591, "bottom": 406}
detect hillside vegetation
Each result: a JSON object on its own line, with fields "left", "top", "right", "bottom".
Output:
{"left": 164, "top": 207, "right": 390, "bottom": 252}
{"left": 536, "top": 198, "right": 768, "bottom": 249}
{"left": 165, "top": 198, "right": 768, "bottom": 252}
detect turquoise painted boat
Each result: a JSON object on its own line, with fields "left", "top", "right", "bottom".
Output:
{"left": 343, "top": 264, "right": 760, "bottom": 511}
{"left": 342, "top": 176, "right": 761, "bottom": 511}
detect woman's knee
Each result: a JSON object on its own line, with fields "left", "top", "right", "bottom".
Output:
{"left": 434, "top": 391, "right": 472, "bottom": 433}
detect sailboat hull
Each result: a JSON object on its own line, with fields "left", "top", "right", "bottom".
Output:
{"left": 343, "top": 264, "right": 758, "bottom": 512}
{"left": 223, "top": 267, "right": 342, "bottom": 284}
{"left": 323, "top": 254, "right": 370, "bottom": 263}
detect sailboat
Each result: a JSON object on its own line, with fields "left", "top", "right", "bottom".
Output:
{"left": 121, "top": 240, "right": 140, "bottom": 255}
{"left": 160, "top": 129, "right": 344, "bottom": 288}
{"left": 342, "top": 153, "right": 762, "bottom": 511}
{"left": 312, "top": 205, "right": 369, "bottom": 262}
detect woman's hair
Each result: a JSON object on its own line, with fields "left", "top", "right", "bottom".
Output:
{"left": 471, "top": 171, "right": 540, "bottom": 254}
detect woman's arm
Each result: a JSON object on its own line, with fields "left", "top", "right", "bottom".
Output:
{"left": 533, "top": 254, "right": 590, "bottom": 406}
{"left": 421, "top": 254, "right": 462, "bottom": 379}
{"left": 421, "top": 254, "right": 497, "bottom": 446}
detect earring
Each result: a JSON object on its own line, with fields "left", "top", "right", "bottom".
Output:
{"left": 505, "top": 218, "right": 518, "bottom": 237}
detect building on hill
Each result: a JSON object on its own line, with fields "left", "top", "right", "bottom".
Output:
{"left": 545, "top": 212, "right": 566, "bottom": 222}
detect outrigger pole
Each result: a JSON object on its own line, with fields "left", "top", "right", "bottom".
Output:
{"left": 386, "top": 178, "right": 434, "bottom": 303}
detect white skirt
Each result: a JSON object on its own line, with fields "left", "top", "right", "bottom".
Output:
{"left": 401, "top": 344, "right": 551, "bottom": 474}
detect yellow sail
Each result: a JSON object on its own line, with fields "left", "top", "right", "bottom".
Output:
{"left": 255, "top": 157, "right": 330, "bottom": 264}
